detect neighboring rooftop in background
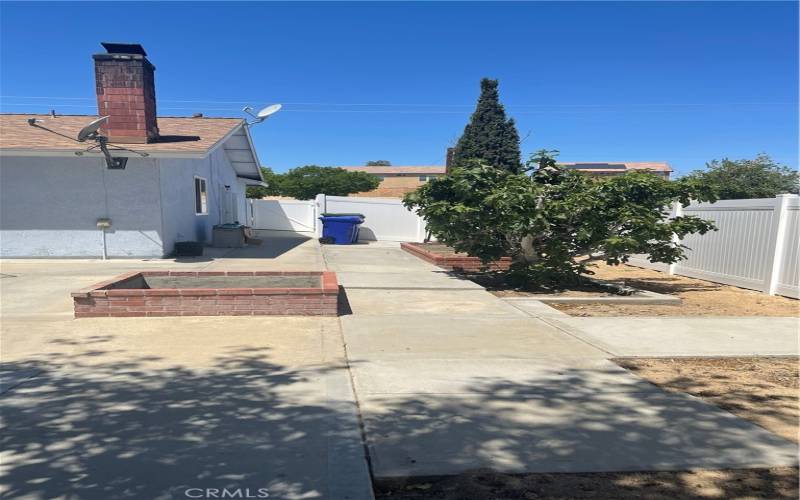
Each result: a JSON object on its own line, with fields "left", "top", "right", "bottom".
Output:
{"left": 0, "top": 114, "right": 244, "bottom": 156}
{"left": 559, "top": 162, "right": 672, "bottom": 174}
{"left": 342, "top": 163, "right": 671, "bottom": 177}
{"left": 341, "top": 165, "right": 446, "bottom": 175}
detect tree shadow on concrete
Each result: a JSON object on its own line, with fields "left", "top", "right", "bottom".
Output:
{"left": 1, "top": 344, "right": 359, "bottom": 500}
{"left": 356, "top": 363, "right": 799, "bottom": 499}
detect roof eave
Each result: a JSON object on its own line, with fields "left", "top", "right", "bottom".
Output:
{"left": 239, "top": 178, "right": 268, "bottom": 187}
{"left": 215, "top": 122, "right": 263, "bottom": 182}
{"left": 0, "top": 148, "right": 208, "bottom": 159}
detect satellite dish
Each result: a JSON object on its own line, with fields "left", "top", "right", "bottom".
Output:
{"left": 243, "top": 104, "right": 282, "bottom": 125}
{"left": 77, "top": 116, "right": 109, "bottom": 142}
{"left": 28, "top": 114, "right": 145, "bottom": 170}
{"left": 257, "top": 104, "right": 282, "bottom": 119}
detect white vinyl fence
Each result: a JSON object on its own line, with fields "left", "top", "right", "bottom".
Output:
{"left": 249, "top": 193, "right": 799, "bottom": 298}
{"left": 249, "top": 194, "right": 427, "bottom": 242}
{"left": 627, "top": 194, "right": 799, "bottom": 298}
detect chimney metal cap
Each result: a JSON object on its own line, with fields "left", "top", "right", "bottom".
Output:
{"left": 100, "top": 42, "right": 147, "bottom": 56}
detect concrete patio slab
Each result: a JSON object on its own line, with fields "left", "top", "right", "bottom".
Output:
{"left": 350, "top": 358, "right": 663, "bottom": 396}
{"left": 559, "top": 317, "right": 800, "bottom": 357}
{"left": 0, "top": 237, "right": 374, "bottom": 500}
{"left": 361, "top": 388, "right": 798, "bottom": 478}
{"left": 344, "top": 289, "right": 526, "bottom": 317}
{"left": 336, "top": 271, "right": 483, "bottom": 290}
{"left": 323, "top": 246, "right": 440, "bottom": 273}
{"left": 201, "top": 231, "right": 325, "bottom": 272}
{"left": 341, "top": 315, "right": 606, "bottom": 360}
{"left": 1, "top": 315, "right": 338, "bottom": 366}
{"left": 1, "top": 313, "right": 374, "bottom": 500}
{"left": 0, "top": 231, "right": 324, "bottom": 319}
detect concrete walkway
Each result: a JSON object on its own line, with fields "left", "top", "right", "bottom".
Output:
{"left": 1, "top": 232, "right": 373, "bottom": 500}
{"left": 503, "top": 298, "right": 800, "bottom": 357}
{"left": 325, "top": 244, "right": 799, "bottom": 478}
{"left": 558, "top": 316, "right": 800, "bottom": 357}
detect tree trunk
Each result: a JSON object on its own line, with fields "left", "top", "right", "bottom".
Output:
{"left": 516, "top": 234, "right": 537, "bottom": 265}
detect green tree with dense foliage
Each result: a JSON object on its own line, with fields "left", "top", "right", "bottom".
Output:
{"left": 682, "top": 154, "right": 798, "bottom": 199}
{"left": 246, "top": 167, "right": 283, "bottom": 198}
{"left": 366, "top": 160, "right": 391, "bottom": 166}
{"left": 404, "top": 151, "right": 717, "bottom": 288}
{"left": 247, "top": 166, "right": 380, "bottom": 200}
{"left": 277, "top": 166, "right": 379, "bottom": 200}
{"left": 452, "top": 78, "right": 522, "bottom": 173}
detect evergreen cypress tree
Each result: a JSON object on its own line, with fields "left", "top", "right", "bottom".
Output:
{"left": 453, "top": 78, "right": 522, "bottom": 173}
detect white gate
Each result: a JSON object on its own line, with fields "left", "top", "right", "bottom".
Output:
{"left": 249, "top": 199, "right": 316, "bottom": 232}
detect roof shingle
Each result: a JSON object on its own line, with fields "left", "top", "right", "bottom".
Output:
{"left": 0, "top": 114, "right": 243, "bottom": 156}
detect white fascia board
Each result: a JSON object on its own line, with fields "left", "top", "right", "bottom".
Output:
{"left": 241, "top": 123, "right": 264, "bottom": 181}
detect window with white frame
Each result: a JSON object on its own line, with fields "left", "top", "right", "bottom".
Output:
{"left": 194, "top": 176, "right": 208, "bottom": 215}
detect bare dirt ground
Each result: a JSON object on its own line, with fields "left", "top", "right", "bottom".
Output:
{"left": 374, "top": 357, "right": 799, "bottom": 499}
{"left": 616, "top": 357, "right": 799, "bottom": 442}
{"left": 375, "top": 467, "right": 798, "bottom": 499}
{"left": 550, "top": 263, "right": 799, "bottom": 317}
{"left": 437, "top": 250, "right": 798, "bottom": 313}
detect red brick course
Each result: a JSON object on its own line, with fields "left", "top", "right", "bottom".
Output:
{"left": 72, "top": 271, "right": 339, "bottom": 318}
{"left": 401, "top": 242, "right": 512, "bottom": 272}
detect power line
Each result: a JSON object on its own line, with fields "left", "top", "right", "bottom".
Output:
{"left": 1, "top": 103, "right": 792, "bottom": 116}
{"left": 0, "top": 95, "right": 794, "bottom": 108}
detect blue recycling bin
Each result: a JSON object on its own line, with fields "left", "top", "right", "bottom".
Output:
{"left": 319, "top": 215, "right": 364, "bottom": 245}
{"left": 349, "top": 215, "right": 365, "bottom": 243}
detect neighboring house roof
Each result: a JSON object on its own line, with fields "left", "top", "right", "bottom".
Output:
{"left": 343, "top": 163, "right": 670, "bottom": 175}
{"left": 559, "top": 162, "right": 672, "bottom": 173}
{"left": 0, "top": 114, "right": 263, "bottom": 181}
{"left": 341, "top": 166, "right": 446, "bottom": 175}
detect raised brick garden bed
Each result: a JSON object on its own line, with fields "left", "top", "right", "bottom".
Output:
{"left": 401, "top": 242, "right": 512, "bottom": 272}
{"left": 72, "top": 271, "right": 339, "bottom": 318}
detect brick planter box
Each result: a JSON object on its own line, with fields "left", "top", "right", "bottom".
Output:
{"left": 401, "top": 242, "right": 512, "bottom": 272}
{"left": 72, "top": 271, "right": 339, "bottom": 318}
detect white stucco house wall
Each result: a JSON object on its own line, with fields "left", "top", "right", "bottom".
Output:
{"left": 0, "top": 43, "right": 265, "bottom": 258}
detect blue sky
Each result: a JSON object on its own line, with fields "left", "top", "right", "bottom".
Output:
{"left": 1, "top": 1, "right": 797, "bottom": 175}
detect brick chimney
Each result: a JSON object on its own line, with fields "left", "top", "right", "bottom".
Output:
{"left": 93, "top": 42, "right": 158, "bottom": 143}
